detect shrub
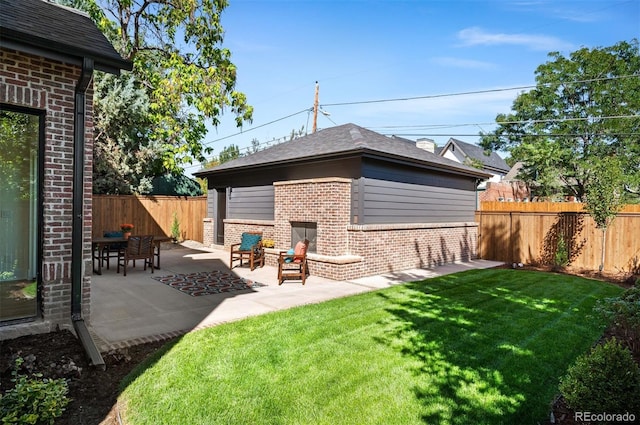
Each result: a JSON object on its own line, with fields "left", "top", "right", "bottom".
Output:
{"left": 553, "top": 235, "right": 569, "bottom": 268}
{"left": 595, "top": 284, "right": 640, "bottom": 353}
{"left": 0, "top": 358, "right": 70, "bottom": 425}
{"left": 559, "top": 338, "right": 640, "bottom": 414}
{"left": 171, "top": 212, "right": 180, "bottom": 241}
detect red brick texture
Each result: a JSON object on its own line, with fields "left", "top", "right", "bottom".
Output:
{"left": 1, "top": 48, "right": 93, "bottom": 339}
{"left": 216, "top": 177, "right": 478, "bottom": 281}
{"left": 480, "top": 181, "right": 531, "bottom": 202}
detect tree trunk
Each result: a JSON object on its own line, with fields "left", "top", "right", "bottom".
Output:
{"left": 599, "top": 227, "right": 607, "bottom": 272}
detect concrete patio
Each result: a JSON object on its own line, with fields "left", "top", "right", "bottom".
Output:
{"left": 89, "top": 241, "right": 502, "bottom": 352}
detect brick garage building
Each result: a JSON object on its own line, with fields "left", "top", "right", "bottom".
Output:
{"left": 0, "top": 0, "right": 130, "bottom": 352}
{"left": 195, "top": 124, "right": 491, "bottom": 281}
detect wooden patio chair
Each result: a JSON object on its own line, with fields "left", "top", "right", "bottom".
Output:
{"left": 230, "top": 232, "right": 264, "bottom": 271}
{"left": 117, "top": 235, "right": 154, "bottom": 276}
{"left": 277, "top": 239, "right": 309, "bottom": 285}
{"left": 99, "top": 230, "right": 126, "bottom": 270}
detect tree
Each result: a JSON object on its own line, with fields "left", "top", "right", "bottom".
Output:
{"left": 248, "top": 138, "right": 261, "bottom": 154}
{"left": 59, "top": 0, "right": 253, "bottom": 182}
{"left": 92, "top": 72, "right": 160, "bottom": 194}
{"left": 480, "top": 39, "right": 640, "bottom": 200}
{"left": 218, "top": 144, "right": 240, "bottom": 164}
{"left": 583, "top": 156, "right": 626, "bottom": 271}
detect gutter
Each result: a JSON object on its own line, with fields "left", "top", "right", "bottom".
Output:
{"left": 72, "top": 57, "right": 105, "bottom": 370}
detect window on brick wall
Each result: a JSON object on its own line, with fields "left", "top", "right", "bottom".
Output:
{"left": 1, "top": 106, "right": 42, "bottom": 323}
{"left": 291, "top": 222, "right": 316, "bottom": 253}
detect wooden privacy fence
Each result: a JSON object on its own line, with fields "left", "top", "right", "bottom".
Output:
{"left": 476, "top": 202, "right": 640, "bottom": 273}
{"left": 92, "top": 195, "right": 207, "bottom": 243}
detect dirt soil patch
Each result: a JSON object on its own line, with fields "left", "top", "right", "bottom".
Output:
{"left": 1, "top": 265, "right": 636, "bottom": 425}
{"left": 0, "top": 331, "right": 177, "bottom": 425}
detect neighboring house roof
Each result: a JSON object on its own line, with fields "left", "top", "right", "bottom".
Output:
{"left": 195, "top": 123, "right": 491, "bottom": 180}
{"left": 440, "top": 138, "right": 510, "bottom": 174}
{"left": 0, "top": 0, "right": 132, "bottom": 74}
{"left": 504, "top": 161, "right": 524, "bottom": 181}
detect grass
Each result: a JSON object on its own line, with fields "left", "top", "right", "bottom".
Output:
{"left": 119, "top": 269, "right": 623, "bottom": 425}
{"left": 22, "top": 281, "right": 36, "bottom": 298}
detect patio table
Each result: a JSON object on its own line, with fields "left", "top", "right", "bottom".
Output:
{"left": 92, "top": 235, "right": 172, "bottom": 275}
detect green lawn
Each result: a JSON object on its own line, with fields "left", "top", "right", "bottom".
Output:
{"left": 119, "top": 269, "right": 622, "bottom": 425}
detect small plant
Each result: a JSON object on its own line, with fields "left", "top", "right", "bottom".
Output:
{"left": 171, "top": 212, "right": 180, "bottom": 242}
{"left": 559, "top": 338, "right": 640, "bottom": 414}
{"left": 121, "top": 223, "right": 134, "bottom": 232}
{"left": 0, "top": 357, "right": 70, "bottom": 425}
{"left": 553, "top": 235, "right": 569, "bottom": 268}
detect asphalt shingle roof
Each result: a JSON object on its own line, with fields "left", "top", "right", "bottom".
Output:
{"left": 445, "top": 138, "right": 510, "bottom": 173}
{"left": 0, "top": 0, "right": 131, "bottom": 73}
{"left": 196, "top": 123, "right": 491, "bottom": 179}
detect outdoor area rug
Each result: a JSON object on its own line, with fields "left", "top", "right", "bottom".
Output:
{"left": 152, "top": 271, "right": 267, "bottom": 296}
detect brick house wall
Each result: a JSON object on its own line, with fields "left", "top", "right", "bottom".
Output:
{"left": 1, "top": 48, "right": 93, "bottom": 339}
{"left": 480, "top": 181, "right": 531, "bottom": 202}
{"left": 218, "top": 177, "right": 478, "bottom": 281}
{"left": 346, "top": 223, "right": 477, "bottom": 279}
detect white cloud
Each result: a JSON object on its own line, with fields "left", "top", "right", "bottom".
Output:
{"left": 457, "top": 27, "right": 574, "bottom": 51}
{"left": 431, "top": 56, "right": 496, "bottom": 70}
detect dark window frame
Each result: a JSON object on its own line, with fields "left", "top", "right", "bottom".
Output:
{"left": 0, "top": 103, "right": 45, "bottom": 324}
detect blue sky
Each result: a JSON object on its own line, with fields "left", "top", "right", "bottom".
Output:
{"left": 185, "top": 0, "right": 639, "bottom": 175}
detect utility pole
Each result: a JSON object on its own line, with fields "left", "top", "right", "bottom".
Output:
{"left": 312, "top": 81, "right": 319, "bottom": 133}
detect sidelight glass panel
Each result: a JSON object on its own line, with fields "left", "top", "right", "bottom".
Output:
{"left": 0, "top": 109, "right": 39, "bottom": 322}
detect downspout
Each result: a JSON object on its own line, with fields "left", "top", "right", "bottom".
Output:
{"left": 72, "top": 57, "right": 105, "bottom": 369}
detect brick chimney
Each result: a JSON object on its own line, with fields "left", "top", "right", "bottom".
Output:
{"left": 416, "top": 138, "right": 436, "bottom": 153}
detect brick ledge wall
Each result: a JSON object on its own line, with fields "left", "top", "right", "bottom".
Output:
{"left": 225, "top": 220, "right": 478, "bottom": 281}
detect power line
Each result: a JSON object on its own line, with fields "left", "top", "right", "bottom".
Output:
{"left": 198, "top": 75, "right": 639, "bottom": 153}
{"left": 368, "top": 114, "right": 640, "bottom": 131}
{"left": 202, "top": 107, "right": 310, "bottom": 147}
{"left": 383, "top": 133, "right": 640, "bottom": 138}
{"left": 321, "top": 75, "right": 639, "bottom": 108}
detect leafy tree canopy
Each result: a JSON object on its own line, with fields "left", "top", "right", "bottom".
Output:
{"left": 92, "top": 72, "right": 159, "bottom": 194}
{"left": 59, "top": 0, "right": 253, "bottom": 193}
{"left": 218, "top": 144, "right": 240, "bottom": 164}
{"left": 480, "top": 39, "right": 640, "bottom": 200}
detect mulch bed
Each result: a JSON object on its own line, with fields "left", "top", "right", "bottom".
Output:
{"left": 0, "top": 330, "right": 178, "bottom": 425}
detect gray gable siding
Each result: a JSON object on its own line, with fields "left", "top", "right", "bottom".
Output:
{"left": 227, "top": 185, "right": 274, "bottom": 220}
{"left": 354, "top": 158, "right": 478, "bottom": 224}
{"left": 207, "top": 191, "right": 216, "bottom": 218}
{"left": 354, "top": 178, "right": 476, "bottom": 224}
{"left": 362, "top": 157, "right": 477, "bottom": 191}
